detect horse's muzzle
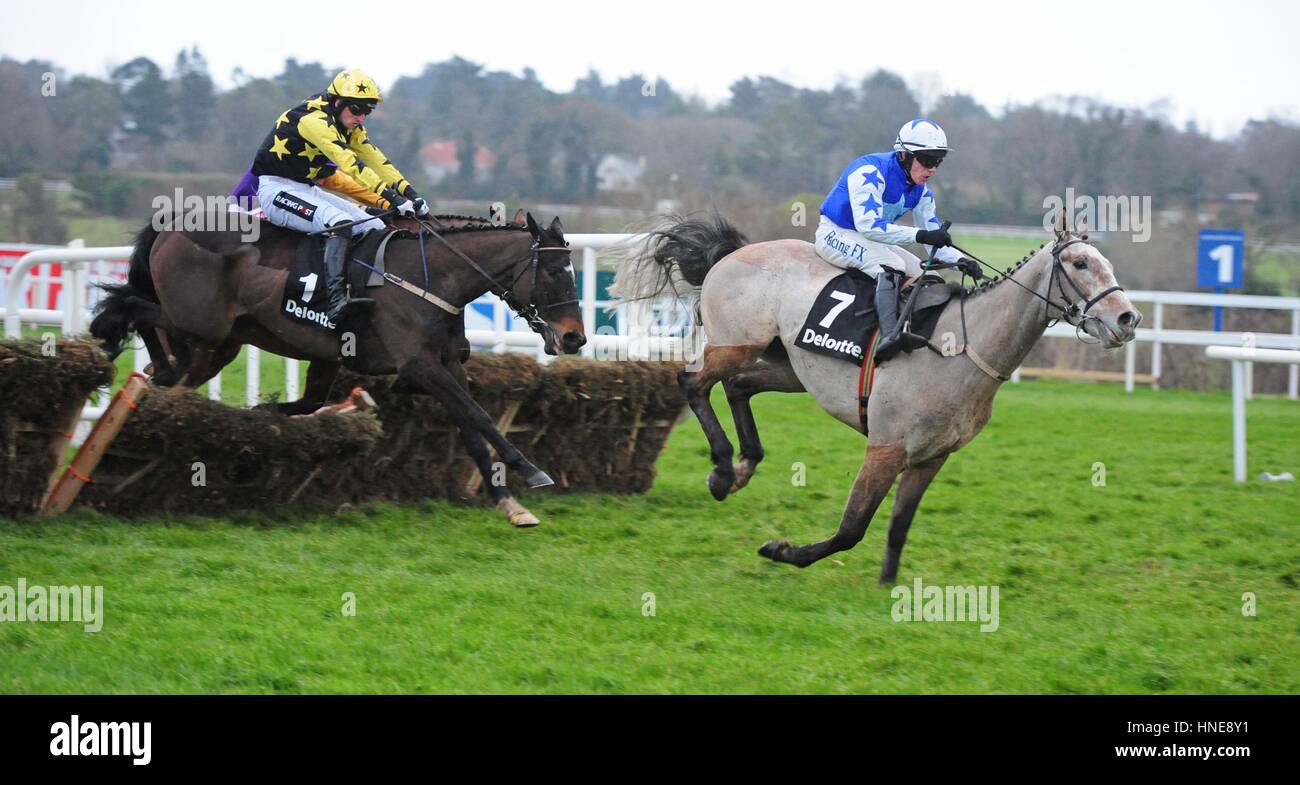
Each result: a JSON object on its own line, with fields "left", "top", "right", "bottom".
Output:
{"left": 562, "top": 331, "right": 587, "bottom": 355}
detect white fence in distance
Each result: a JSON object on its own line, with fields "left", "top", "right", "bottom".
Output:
{"left": 5, "top": 236, "right": 1300, "bottom": 417}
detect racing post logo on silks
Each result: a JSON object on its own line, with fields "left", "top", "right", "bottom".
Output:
{"left": 272, "top": 192, "right": 319, "bottom": 222}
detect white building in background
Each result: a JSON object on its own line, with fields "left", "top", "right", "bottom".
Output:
{"left": 596, "top": 155, "right": 646, "bottom": 193}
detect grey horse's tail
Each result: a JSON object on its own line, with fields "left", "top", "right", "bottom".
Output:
{"left": 609, "top": 212, "right": 749, "bottom": 305}
{"left": 89, "top": 222, "right": 160, "bottom": 359}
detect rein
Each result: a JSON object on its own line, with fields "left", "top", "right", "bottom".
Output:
{"left": 944, "top": 235, "right": 1125, "bottom": 381}
{"left": 358, "top": 214, "right": 572, "bottom": 333}
{"left": 415, "top": 217, "right": 573, "bottom": 334}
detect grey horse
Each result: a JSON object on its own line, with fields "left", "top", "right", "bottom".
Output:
{"left": 612, "top": 210, "right": 1141, "bottom": 583}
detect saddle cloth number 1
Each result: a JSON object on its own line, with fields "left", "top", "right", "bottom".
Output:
{"left": 299, "top": 272, "right": 318, "bottom": 303}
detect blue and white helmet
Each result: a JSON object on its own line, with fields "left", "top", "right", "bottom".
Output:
{"left": 893, "top": 118, "right": 950, "bottom": 155}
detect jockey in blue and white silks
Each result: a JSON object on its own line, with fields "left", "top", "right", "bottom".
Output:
{"left": 815, "top": 118, "right": 977, "bottom": 360}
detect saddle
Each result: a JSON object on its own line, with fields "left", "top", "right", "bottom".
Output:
{"left": 279, "top": 229, "right": 401, "bottom": 331}
{"left": 794, "top": 269, "right": 960, "bottom": 367}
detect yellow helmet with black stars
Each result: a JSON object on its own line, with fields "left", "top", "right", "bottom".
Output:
{"left": 327, "top": 69, "right": 383, "bottom": 103}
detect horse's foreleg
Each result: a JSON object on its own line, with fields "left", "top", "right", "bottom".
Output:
{"left": 398, "top": 358, "right": 552, "bottom": 488}
{"left": 446, "top": 359, "right": 539, "bottom": 527}
{"left": 722, "top": 360, "right": 805, "bottom": 494}
{"left": 681, "top": 344, "right": 763, "bottom": 501}
{"left": 879, "top": 453, "right": 949, "bottom": 585}
{"left": 759, "top": 441, "right": 907, "bottom": 568}
{"left": 275, "top": 361, "right": 340, "bottom": 416}
{"left": 177, "top": 339, "right": 242, "bottom": 390}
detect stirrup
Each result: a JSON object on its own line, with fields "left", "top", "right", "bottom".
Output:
{"left": 876, "top": 330, "right": 927, "bottom": 362}
{"left": 327, "top": 294, "right": 376, "bottom": 323}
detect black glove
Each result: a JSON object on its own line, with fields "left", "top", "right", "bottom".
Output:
{"left": 403, "top": 185, "right": 431, "bottom": 217}
{"left": 915, "top": 227, "right": 953, "bottom": 248}
{"left": 382, "top": 187, "right": 416, "bottom": 217}
{"left": 956, "top": 257, "right": 983, "bottom": 279}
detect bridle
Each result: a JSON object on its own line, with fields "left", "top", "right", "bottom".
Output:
{"left": 956, "top": 235, "right": 1124, "bottom": 327}
{"left": 498, "top": 237, "right": 577, "bottom": 334}
{"left": 410, "top": 217, "right": 577, "bottom": 336}
{"left": 947, "top": 233, "right": 1127, "bottom": 379}
{"left": 1044, "top": 237, "right": 1125, "bottom": 341}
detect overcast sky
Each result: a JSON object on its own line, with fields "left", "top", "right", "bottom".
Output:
{"left": 4, "top": 0, "right": 1297, "bottom": 138}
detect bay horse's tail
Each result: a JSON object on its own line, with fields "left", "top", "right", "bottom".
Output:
{"left": 610, "top": 212, "right": 749, "bottom": 306}
{"left": 89, "top": 222, "right": 160, "bottom": 359}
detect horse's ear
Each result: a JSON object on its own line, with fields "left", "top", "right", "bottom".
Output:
{"left": 525, "top": 211, "right": 540, "bottom": 236}
{"left": 513, "top": 208, "right": 528, "bottom": 226}
{"left": 1076, "top": 217, "right": 1089, "bottom": 240}
{"left": 548, "top": 216, "right": 564, "bottom": 235}
{"left": 1054, "top": 207, "right": 1069, "bottom": 240}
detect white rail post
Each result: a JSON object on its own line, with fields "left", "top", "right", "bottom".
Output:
{"left": 134, "top": 335, "right": 149, "bottom": 373}
{"left": 285, "top": 358, "right": 300, "bottom": 402}
{"left": 67, "top": 239, "right": 86, "bottom": 334}
{"left": 1150, "top": 300, "right": 1163, "bottom": 389}
{"left": 493, "top": 293, "right": 507, "bottom": 353}
{"left": 1231, "top": 359, "right": 1247, "bottom": 483}
{"left": 1124, "top": 340, "right": 1136, "bottom": 393}
{"left": 581, "top": 246, "right": 597, "bottom": 358}
{"left": 1205, "top": 346, "right": 1300, "bottom": 482}
{"left": 1244, "top": 360, "right": 1253, "bottom": 401}
{"left": 1291, "top": 309, "right": 1299, "bottom": 400}
{"left": 246, "top": 346, "right": 260, "bottom": 407}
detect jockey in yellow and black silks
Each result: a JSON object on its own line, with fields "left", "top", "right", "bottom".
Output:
{"left": 249, "top": 68, "right": 430, "bottom": 321}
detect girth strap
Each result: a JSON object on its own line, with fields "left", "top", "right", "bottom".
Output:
{"left": 960, "top": 343, "right": 1011, "bottom": 382}
{"left": 350, "top": 257, "right": 462, "bottom": 315}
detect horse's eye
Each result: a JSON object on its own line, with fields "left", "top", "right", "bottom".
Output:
{"left": 1073, "top": 260, "right": 1087, "bottom": 270}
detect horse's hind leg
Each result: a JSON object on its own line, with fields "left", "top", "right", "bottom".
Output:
{"left": 680, "top": 344, "right": 764, "bottom": 501}
{"left": 759, "top": 441, "right": 907, "bottom": 568}
{"left": 721, "top": 360, "right": 805, "bottom": 494}
{"left": 879, "top": 453, "right": 949, "bottom": 585}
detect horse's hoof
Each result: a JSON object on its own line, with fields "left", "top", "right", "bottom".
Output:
{"left": 509, "top": 512, "right": 540, "bottom": 528}
{"left": 525, "top": 469, "right": 554, "bottom": 489}
{"left": 497, "top": 497, "right": 541, "bottom": 527}
{"left": 707, "top": 469, "right": 733, "bottom": 501}
{"left": 758, "top": 539, "right": 790, "bottom": 561}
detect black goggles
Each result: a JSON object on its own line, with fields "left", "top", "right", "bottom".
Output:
{"left": 914, "top": 152, "right": 945, "bottom": 169}
{"left": 344, "top": 101, "right": 375, "bottom": 116}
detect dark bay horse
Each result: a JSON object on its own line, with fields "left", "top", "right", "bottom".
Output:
{"left": 92, "top": 210, "right": 585, "bottom": 526}
{"left": 101, "top": 212, "right": 514, "bottom": 404}
{"left": 613, "top": 210, "right": 1140, "bottom": 581}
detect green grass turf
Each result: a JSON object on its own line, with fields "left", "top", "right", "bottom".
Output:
{"left": 1, "top": 378, "right": 1296, "bottom": 694}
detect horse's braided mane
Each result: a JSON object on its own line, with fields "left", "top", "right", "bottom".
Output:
{"left": 427, "top": 222, "right": 530, "bottom": 236}
{"left": 962, "top": 241, "right": 1049, "bottom": 296}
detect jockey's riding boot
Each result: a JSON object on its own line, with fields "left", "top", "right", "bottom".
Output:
{"left": 873, "top": 269, "right": 907, "bottom": 361}
{"left": 323, "top": 231, "right": 374, "bottom": 323}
